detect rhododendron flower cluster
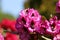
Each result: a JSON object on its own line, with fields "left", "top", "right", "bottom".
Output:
{"left": 16, "top": 8, "right": 42, "bottom": 40}
{"left": 16, "top": 1, "right": 60, "bottom": 39}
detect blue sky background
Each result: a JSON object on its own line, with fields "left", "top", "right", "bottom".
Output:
{"left": 2, "top": 0, "right": 25, "bottom": 17}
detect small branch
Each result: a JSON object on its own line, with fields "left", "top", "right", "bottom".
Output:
{"left": 41, "top": 36, "right": 51, "bottom": 40}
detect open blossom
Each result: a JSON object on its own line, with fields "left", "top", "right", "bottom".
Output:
{"left": 53, "top": 21, "right": 60, "bottom": 39}
{"left": 16, "top": 8, "right": 42, "bottom": 40}
{"left": 27, "top": 9, "right": 41, "bottom": 18}
{"left": 20, "top": 8, "right": 29, "bottom": 17}
{"left": 16, "top": 20, "right": 30, "bottom": 40}
{"left": 26, "top": 17, "right": 41, "bottom": 33}
{"left": 51, "top": 16, "right": 60, "bottom": 35}
{"left": 41, "top": 19, "right": 51, "bottom": 34}
{"left": 45, "top": 16, "right": 60, "bottom": 36}
{"left": 49, "top": 16, "right": 57, "bottom": 25}
{"left": 53, "top": 33, "right": 60, "bottom": 40}
{"left": 46, "top": 16, "right": 57, "bottom": 35}
{"left": 0, "top": 33, "right": 4, "bottom": 40}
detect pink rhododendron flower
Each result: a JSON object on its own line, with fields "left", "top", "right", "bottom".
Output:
{"left": 50, "top": 16, "right": 60, "bottom": 35}
{"left": 46, "top": 16, "right": 60, "bottom": 36}
{"left": 53, "top": 33, "right": 60, "bottom": 40}
{"left": 41, "top": 20, "right": 52, "bottom": 34}
{"left": 16, "top": 21, "right": 30, "bottom": 40}
{"left": 20, "top": 8, "right": 29, "bottom": 17}
{"left": 28, "top": 9, "right": 40, "bottom": 18}
{"left": 49, "top": 16, "right": 57, "bottom": 25}
{"left": 16, "top": 8, "right": 42, "bottom": 40}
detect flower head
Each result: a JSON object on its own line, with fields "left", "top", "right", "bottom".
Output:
{"left": 46, "top": 16, "right": 60, "bottom": 35}
{"left": 16, "top": 8, "right": 42, "bottom": 40}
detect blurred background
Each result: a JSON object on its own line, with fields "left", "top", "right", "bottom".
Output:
{"left": 0, "top": 0, "right": 58, "bottom": 20}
